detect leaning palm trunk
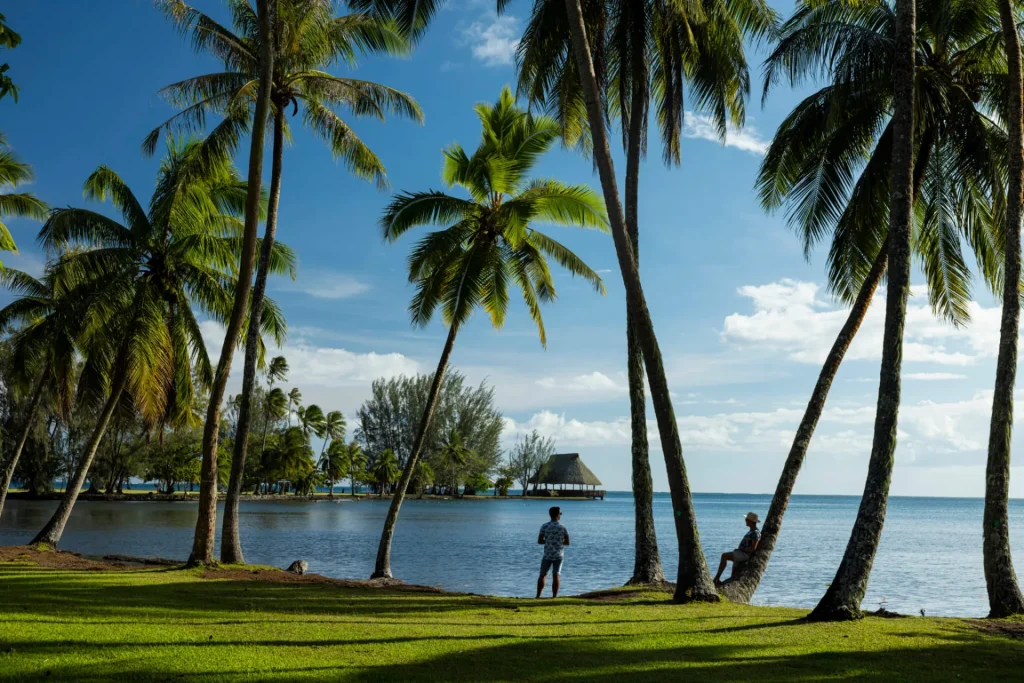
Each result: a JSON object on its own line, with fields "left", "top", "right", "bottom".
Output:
{"left": 722, "top": 127, "right": 937, "bottom": 604}
{"left": 31, "top": 369, "right": 128, "bottom": 548}
{"left": 721, "top": 248, "right": 886, "bottom": 602}
{"left": 624, "top": 80, "right": 663, "bottom": 586}
{"left": 372, "top": 324, "right": 458, "bottom": 579}
{"left": 983, "top": 0, "right": 1024, "bottom": 618}
{"left": 562, "top": 0, "right": 715, "bottom": 602}
{"left": 0, "top": 369, "right": 48, "bottom": 521}
{"left": 190, "top": 0, "right": 274, "bottom": 566}
{"left": 221, "top": 108, "right": 286, "bottom": 564}
{"left": 809, "top": 0, "right": 916, "bottom": 622}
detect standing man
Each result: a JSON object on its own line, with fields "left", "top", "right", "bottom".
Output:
{"left": 537, "top": 506, "right": 570, "bottom": 598}
{"left": 714, "top": 511, "right": 761, "bottom": 586}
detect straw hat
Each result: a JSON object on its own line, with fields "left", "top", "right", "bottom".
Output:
{"left": 744, "top": 511, "right": 760, "bottom": 524}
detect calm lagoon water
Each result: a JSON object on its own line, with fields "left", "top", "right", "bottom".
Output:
{"left": 2, "top": 492, "right": 1021, "bottom": 617}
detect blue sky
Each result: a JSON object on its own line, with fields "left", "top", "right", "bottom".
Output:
{"left": 1, "top": 0, "right": 1017, "bottom": 497}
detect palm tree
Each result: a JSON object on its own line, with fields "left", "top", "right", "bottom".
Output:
{"left": 316, "top": 410, "right": 346, "bottom": 497}
{"left": 30, "top": 138, "right": 288, "bottom": 548}
{"left": 557, "top": 0, "right": 723, "bottom": 602}
{"left": 808, "top": 0, "right": 917, "bottom": 621}
{"left": 0, "top": 264, "right": 82, "bottom": 520}
{"left": 265, "top": 425, "right": 314, "bottom": 490}
{"left": 222, "top": 349, "right": 287, "bottom": 562}
{"left": 984, "top": 0, "right": 1024, "bottom": 618}
{"left": 151, "top": 0, "right": 421, "bottom": 564}
{"left": 514, "top": 0, "right": 775, "bottom": 589}
{"left": 156, "top": 0, "right": 276, "bottom": 567}
{"left": 298, "top": 404, "right": 327, "bottom": 442}
{"left": 287, "top": 387, "right": 302, "bottom": 426}
{"left": 347, "top": 441, "right": 366, "bottom": 496}
{"left": 370, "top": 448, "right": 399, "bottom": 498}
{"left": 413, "top": 460, "right": 434, "bottom": 499}
{"left": 320, "top": 438, "right": 350, "bottom": 500}
{"left": 721, "top": 0, "right": 1006, "bottom": 604}
{"left": 439, "top": 429, "right": 474, "bottom": 498}
{"left": 0, "top": 136, "right": 48, "bottom": 265}
{"left": 370, "top": 87, "right": 607, "bottom": 579}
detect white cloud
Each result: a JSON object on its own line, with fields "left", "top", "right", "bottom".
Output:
{"left": 536, "top": 371, "right": 625, "bottom": 394}
{"left": 285, "top": 269, "right": 370, "bottom": 300}
{"left": 722, "top": 279, "right": 1001, "bottom": 367}
{"left": 904, "top": 372, "right": 968, "bottom": 381}
{"left": 683, "top": 111, "right": 769, "bottom": 155}
{"left": 462, "top": 15, "right": 519, "bottom": 66}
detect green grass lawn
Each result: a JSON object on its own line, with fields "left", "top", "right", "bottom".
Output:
{"left": 0, "top": 552, "right": 1021, "bottom": 682}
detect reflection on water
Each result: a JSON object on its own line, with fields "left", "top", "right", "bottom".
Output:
{"left": 2, "top": 492, "right": 1019, "bottom": 617}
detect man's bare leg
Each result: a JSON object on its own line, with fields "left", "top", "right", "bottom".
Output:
{"left": 552, "top": 573, "right": 560, "bottom": 598}
{"left": 714, "top": 552, "right": 734, "bottom": 585}
{"left": 536, "top": 574, "right": 546, "bottom": 598}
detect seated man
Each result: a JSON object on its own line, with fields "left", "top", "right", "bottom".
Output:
{"left": 714, "top": 511, "right": 760, "bottom": 587}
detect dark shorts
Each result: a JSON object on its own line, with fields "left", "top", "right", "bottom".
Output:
{"left": 540, "top": 557, "right": 563, "bottom": 576}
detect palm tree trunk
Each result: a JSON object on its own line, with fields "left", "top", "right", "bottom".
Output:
{"left": 721, "top": 126, "right": 937, "bottom": 604}
{"left": 808, "top": 0, "right": 916, "bottom": 621}
{"left": 31, "top": 368, "right": 128, "bottom": 548}
{"left": 984, "top": 0, "right": 1024, "bottom": 619}
{"left": 0, "top": 368, "right": 49, "bottom": 521}
{"left": 221, "top": 108, "right": 285, "bottom": 564}
{"left": 624, "top": 70, "right": 663, "bottom": 587}
{"left": 372, "top": 324, "right": 458, "bottom": 579}
{"left": 190, "top": 0, "right": 274, "bottom": 567}
{"left": 562, "top": 0, "right": 716, "bottom": 602}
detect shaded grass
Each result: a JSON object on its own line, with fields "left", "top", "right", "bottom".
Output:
{"left": 1, "top": 558, "right": 1022, "bottom": 681}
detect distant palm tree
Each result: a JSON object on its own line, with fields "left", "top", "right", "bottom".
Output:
{"left": 0, "top": 264, "right": 83, "bottom": 520}
{"left": 266, "top": 425, "right": 314, "bottom": 491}
{"left": 316, "top": 411, "right": 346, "bottom": 497}
{"left": 439, "top": 429, "right": 473, "bottom": 498}
{"left": 347, "top": 441, "right": 366, "bottom": 497}
{"left": 152, "top": 0, "right": 421, "bottom": 563}
{"left": 299, "top": 404, "right": 327, "bottom": 442}
{"left": 371, "top": 448, "right": 400, "bottom": 498}
{"left": 287, "top": 387, "right": 302, "bottom": 426}
{"left": 809, "top": 0, "right": 918, "bottom": 621}
{"left": 31, "top": 138, "right": 287, "bottom": 548}
{"left": 514, "top": 0, "right": 775, "bottom": 588}
{"left": 413, "top": 460, "right": 434, "bottom": 499}
{"left": 723, "top": 0, "right": 1005, "bottom": 604}
{"left": 0, "top": 136, "right": 48, "bottom": 265}
{"left": 984, "top": 0, "right": 1024, "bottom": 618}
{"left": 320, "top": 438, "right": 350, "bottom": 500}
{"left": 370, "top": 87, "right": 607, "bottom": 579}
{"left": 260, "top": 358, "right": 289, "bottom": 457}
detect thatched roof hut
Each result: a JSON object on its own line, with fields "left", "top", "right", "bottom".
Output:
{"left": 531, "top": 453, "right": 602, "bottom": 487}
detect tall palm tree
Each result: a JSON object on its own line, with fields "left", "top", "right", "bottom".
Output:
{"left": 0, "top": 264, "right": 82, "bottom": 520}
{"left": 722, "top": 0, "right": 1006, "bottom": 604}
{"left": 514, "top": 0, "right": 775, "bottom": 589}
{"left": 984, "top": 0, "right": 1024, "bottom": 618}
{"left": 558, "top": 0, "right": 724, "bottom": 602}
{"left": 31, "top": 139, "right": 290, "bottom": 548}
{"left": 0, "top": 136, "right": 48, "bottom": 265}
{"left": 287, "top": 387, "right": 302, "bottom": 426}
{"left": 317, "top": 410, "right": 346, "bottom": 497}
{"left": 370, "top": 87, "right": 608, "bottom": 579}
{"left": 371, "top": 448, "right": 399, "bottom": 498}
{"left": 320, "top": 437, "right": 349, "bottom": 500}
{"left": 156, "top": 0, "right": 276, "bottom": 567}
{"left": 260, "top": 356, "right": 289, "bottom": 457}
{"left": 439, "top": 429, "right": 473, "bottom": 498}
{"left": 809, "top": 0, "right": 918, "bottom": 621}
{"left": 151, "top": 0, "right": 422, "bottom": 564}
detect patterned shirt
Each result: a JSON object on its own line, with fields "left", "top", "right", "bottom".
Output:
{"left": 738, "top": 527, "right": 760, "bottom": 553}
{"left": 540, "top": 521, "right": 568, "bottom": 560}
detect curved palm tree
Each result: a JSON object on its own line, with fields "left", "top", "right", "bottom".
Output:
{"left": 371, "top": 448, "right": 399, "bottom": 498}
{"left": 370, "top": 87, "right": 608, "bottom": 579}
{"left": 514, "top": 0, "right": 776, "bottom": 588}
{"left": 151, "top": 0, "right": 422, "bottom": 564}
{"left": 722, "top": 0, "right": 1006, "bottom": 604}
{"left": 30, "top": 138, "right": 292, "bottom": 548}
{"left": 317, "top": 410, "right": 346, "bottom": 497}
{"left": 985, "top": 0, "right": 1024, "bottom": 618}
{"left": 0, "top": 137, "right": 48, "bottom": 265}
{"left": 0, "top": 264, "right": 83, "bottom": 520}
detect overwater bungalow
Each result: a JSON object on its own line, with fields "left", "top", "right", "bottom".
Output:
{"left": 529, "top": 453, "right": 605, "bottom": 500}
